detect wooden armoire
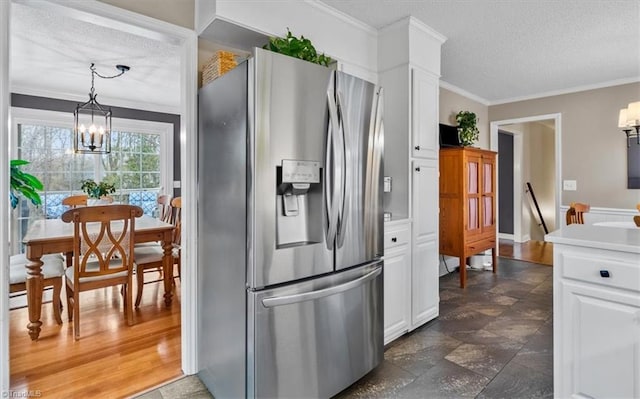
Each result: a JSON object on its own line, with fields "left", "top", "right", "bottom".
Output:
{"left": 439, "top": 147, "right": 497, "bottom": 288}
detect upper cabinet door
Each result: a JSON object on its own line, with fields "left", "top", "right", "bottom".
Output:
{"left": 411, "top": 68, "right": 439, "bottom": 160}
{"left": 463, "top": 152, "right": 483, "bottom": 239}
{"left": 481, "top": 155, "right": 496, "bottom": 231}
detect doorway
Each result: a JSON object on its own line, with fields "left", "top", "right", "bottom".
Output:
{"left": 1, "top": 0, "right": 197, "bottom": 393}
{"left": 490, "top": 114, "right": 562, "bottom": 245}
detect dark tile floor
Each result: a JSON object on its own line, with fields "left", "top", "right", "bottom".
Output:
{"left": 337, "top": 258, "right": 553, "bottom": 399}
{"left": 137, "top": 258, "right": 553, "bottom": 399}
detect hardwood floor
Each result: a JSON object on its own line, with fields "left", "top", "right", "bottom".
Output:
{"left": 9, "top": 270, "right": 182, "bottom": 398}
{"left": 499, "top": 239, "right": 553, "bottom": 266}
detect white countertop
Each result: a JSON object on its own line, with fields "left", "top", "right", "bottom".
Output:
{"left": 545, "top": 224, "right": 640, "bottom": 254}
{"left": 593, "top": 221, "right": 638, "bottom": 229}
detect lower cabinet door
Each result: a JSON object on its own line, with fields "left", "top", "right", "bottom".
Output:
{"left": 411, "top": 238, "right": 439, "bottom": 328}
{"left": 384, "top": 246, "right": 410, "bottom": 344}
{"left": 557, "top": 280, "right": 640, "bottom": 399}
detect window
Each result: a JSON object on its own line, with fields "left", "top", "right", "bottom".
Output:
{"left": 10, "top": 108, "right": 173, "bottom": 253}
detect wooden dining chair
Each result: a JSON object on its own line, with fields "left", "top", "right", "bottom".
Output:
{"left": 61, "top": 204, "right": 143, "bottom": 339}
{"left": 9, "top": 253, "right": 65, "bottom": 325}
{"left": 157, "top": 194, "right": 172, "bottom": 223}
{"left": 133, "top": 194, "right": 172, "bottom": 275}
{"left": 62, "top": 194, "right": 88, "bottom": 208}
{"left": 133, "top": 196, "right": 181, "bottom": 307}
{"left": 170, "top": 197, "right": 182, "bottom": 281}
{"left": 634, "top": 215, "right": 640, "bottom": 227}
{"left": 566, "top": 202, "right": 590, "bottom": 225}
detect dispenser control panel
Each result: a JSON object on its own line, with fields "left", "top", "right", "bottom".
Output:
{"left": 282, "top": 160, "right": 320, "bottom": 183}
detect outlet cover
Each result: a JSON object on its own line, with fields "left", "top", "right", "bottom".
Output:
{"left": 563, "top": 180, "right": 577, "bottom": 191}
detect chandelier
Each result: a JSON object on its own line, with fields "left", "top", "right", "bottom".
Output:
{"left": 73, "top": 63, "right": 130, "bottom": 154}
{"left": 618, "top": 101, "right": 640, "bottom": 148}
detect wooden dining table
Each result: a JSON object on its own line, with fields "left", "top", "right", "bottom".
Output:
{"left": 22, "top": 214, "right": 175, "bottom": 340}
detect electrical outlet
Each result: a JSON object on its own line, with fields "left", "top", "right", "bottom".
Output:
{"left": 383, "top": 176, "right": 392, "bottom": 192}
{"left": 563, "top": 180, "right": 577, "bottom": 191}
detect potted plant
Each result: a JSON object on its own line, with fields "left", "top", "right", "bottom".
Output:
{"left": 10, "top": 159, "right": 43, "bottom": 209}
{"left": 264, "top": 28, "right": 333, "bottom": 67}
{"left": 80, "top": 179, "right": 116, "bottom": 200}
{"left": 456, "top": 110, "right": 480, "bottom": 146}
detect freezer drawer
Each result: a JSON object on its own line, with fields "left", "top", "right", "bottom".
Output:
{"left": 248, "top": 261, "right": 383, "bottom": 398}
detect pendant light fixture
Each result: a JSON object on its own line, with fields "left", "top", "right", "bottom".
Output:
{"left": 73, "top": 63, "right": 130, "bottom": 154}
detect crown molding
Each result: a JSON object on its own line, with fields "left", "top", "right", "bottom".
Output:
{"left": 304, "top": 0, "right": 378, "bottom": 37}
{"left": 378, "top": 15, "right": 447, "bottom": 44}
{"left": 10, "top": 85, "right": 180, "bottom": 115}
{"left": 439, "top": 80, "right": 491, "bottom": 106}
{"left": 489, "top": 76, "right": 640, "bottom": 106}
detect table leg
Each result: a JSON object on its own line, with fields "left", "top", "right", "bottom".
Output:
{"left": 25, "top": 251, "right": 44, "bottom": 341}
{"left": 162, "top": 231, "right": 174, "bottom": 307}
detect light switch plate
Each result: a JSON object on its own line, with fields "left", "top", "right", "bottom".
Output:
{"left": 173, "top": 180, "right": 181, "bottom": 188}
{"left": 563, "top": 180, "right": 577, "bottom": 191}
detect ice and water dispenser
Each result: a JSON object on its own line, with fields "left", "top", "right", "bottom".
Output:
{"left": 276, "top": 159, "right": 323, "bottom": 248}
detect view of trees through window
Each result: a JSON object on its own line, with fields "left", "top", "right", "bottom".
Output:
{"left": 19, "top": 124, "right": 161, "bottom": 196}
{"left": 11, "top": 121, "right": 164, "bottom": 253}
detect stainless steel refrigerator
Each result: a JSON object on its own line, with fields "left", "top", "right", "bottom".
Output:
{"left": 197, "top": 47, "right": 384, "bottom": 399}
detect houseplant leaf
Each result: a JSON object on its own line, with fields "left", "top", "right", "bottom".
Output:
{"left": 456, "top": 111, "right": 480, "bottom": 146}
{"left": 263, "top": 28, "right": 333, "bottom": 67}
{"left": 9, "top": 159, "right": 43, "bottom": 208}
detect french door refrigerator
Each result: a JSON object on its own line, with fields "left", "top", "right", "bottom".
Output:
{"left": 197, "top": 47, "right": 384, "bottom": 399}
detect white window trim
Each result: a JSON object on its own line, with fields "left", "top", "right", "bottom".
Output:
{"left": 10, "top": 107, "right": 174, "bottom": 196}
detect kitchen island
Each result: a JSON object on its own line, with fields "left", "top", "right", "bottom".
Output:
{"left": 545, "top": 224, "right": 640, "bottom": 399}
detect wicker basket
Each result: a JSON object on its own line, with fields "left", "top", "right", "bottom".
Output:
{"left": 202, "top": 51, "right": 237, "bottom": 86}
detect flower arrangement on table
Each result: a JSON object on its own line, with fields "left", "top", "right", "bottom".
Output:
{"left": 80, "top": 179, "right": 116, "bottom": 199}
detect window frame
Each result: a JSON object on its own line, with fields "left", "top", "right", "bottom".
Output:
{"left": 10, "top": 107, "right": 174, "bottom": 197}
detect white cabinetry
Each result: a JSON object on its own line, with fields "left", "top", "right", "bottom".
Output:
{"left": 411, "top": 160, "right": 439, "bottom": 326}
{"left": 411, "top": 68, "right": 439, "bottom": 160}
{"left": 378, "top": 17, "right": 446, "bottom": 342}
{"left": 383, "top": 221, "right": 411, "bottom": 344}
{"left": 548, "top": 228, "right": 640, "bottom": 399}
{"left": 378, "top": 17, "right": 444, "bottom": 341}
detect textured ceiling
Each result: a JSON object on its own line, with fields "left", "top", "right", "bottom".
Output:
{"left": 320, "top": 0, "right": 640, "bottom": 103}
{"left": 10, "top": 1, "right": 640, "bottom": 108}
{"left": 10, "top": 2, "right": 181, "bottom": 113}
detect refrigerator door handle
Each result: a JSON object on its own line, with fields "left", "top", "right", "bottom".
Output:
{"left": 325, "top": 87, "right": 340, "bottom": 249}
{"left": 336, "top": 90, "right": 348, "bottom": 247}
{"left": 261, "top": 266, "right": 382, "bottom": 308}
{"left": 372, "top": 87, "right": 384, "bottom": 174}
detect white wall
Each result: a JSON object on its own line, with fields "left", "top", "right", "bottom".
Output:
{"left": 197, "top": 0, "right": 379, "bottom": 83}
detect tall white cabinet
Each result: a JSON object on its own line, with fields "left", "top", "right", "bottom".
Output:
{"left": 379, "top": 17, "right": 446, "bottom": 341}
